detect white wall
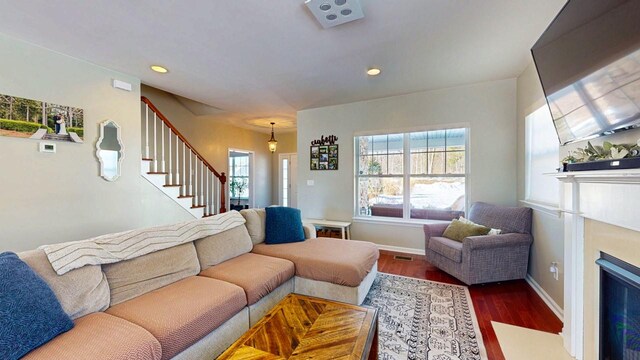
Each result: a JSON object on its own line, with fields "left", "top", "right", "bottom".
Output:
{"left": 296, "top": 79, "right": 518, "bottom": 251}
{"left": 516, "top": 61, "right": 565, "bottom": 308}
{"left": 0, "top": 34, "right": 193, "bottom": 252}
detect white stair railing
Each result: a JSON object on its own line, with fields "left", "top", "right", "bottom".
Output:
{"left": 141, "top": 97, "right": 227, "bottom": 217}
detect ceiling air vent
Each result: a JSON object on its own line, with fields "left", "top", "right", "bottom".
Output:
{"left": 305, "top": 0, "right": 364, "bottom": 29}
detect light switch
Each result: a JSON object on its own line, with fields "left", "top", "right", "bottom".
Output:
{"left": 307, "top": 180, "right": 314, "bottom": 186}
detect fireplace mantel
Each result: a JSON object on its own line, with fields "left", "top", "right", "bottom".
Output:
{"left": 554, "top": 168, "right": 640, "bottom": 184}
{"left": 554, "top": 168, "right": 640, "bottom": 359}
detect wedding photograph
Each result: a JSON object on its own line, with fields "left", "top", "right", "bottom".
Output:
{"left": 0, "top": 93, "right": 84, "bottom": 143}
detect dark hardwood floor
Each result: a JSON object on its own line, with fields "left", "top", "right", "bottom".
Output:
{"left": 378, "top": 250, "right": 563, "bottom": 360}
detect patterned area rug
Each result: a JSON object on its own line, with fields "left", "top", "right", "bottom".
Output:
{"left": 363, "top": 273, "right": 487, "bottom": 360}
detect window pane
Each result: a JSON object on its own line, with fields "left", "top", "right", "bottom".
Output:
{"left": 358, "top": 136, "right": 374, "bottom": 156}
{"left": 359, "top": 155, "right": 377, "bottom": 175}
{"left": 446, "top": 128, "right": 466, "bottom": 151}
{"left": 410, "top": 132, "right": 428, "bottom": 153}
{"left": 357, "top": 177, "right": 404, "bottom": 217}
{"left": 372, "top": 155, "right": 387, "bottom": 174}
{"left": 409, "top": 177, "right": 465, "bottom": 219}
{"left": 372, "top": 135, "right": 388, "bottom": 154}
{"left": 427, "top": 152, "right": 445, "bottom": 174}
{"left": 411, "top": 153, "right": 427, "bottom": 175}
{"left": 428, "top": 130, "right": 446, "bottom": 151}
{"left": 387, "top": 133, "right": 404, "bottom": 154}
{"left": 446, "top": 151, "right": 465, "bottom": 174}
{"left": 388, "top": 154, "right": 403, "bottom": 174}
{"left": 526, "top": 105, "right": 560, "bottom": 205}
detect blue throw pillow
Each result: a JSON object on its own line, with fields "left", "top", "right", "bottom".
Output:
{"left": 265, "top": 207, "right": 306, "bottom": 244}
{"left": 0, "top": 252, "right": 74, "bottom": 360}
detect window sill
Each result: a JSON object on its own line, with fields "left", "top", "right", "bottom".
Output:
{"left": 519, "top": 200, "right": 562, "bottom": 218}
{"left": 352, "top": 216, "right": 450, "bottom": 228}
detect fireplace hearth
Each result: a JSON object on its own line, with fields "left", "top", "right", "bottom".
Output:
{"left": 597, "top": 253, "right": 640, "bottom": 360}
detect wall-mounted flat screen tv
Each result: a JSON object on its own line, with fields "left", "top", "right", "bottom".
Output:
{"left": 532, "top": 0, "right": 640, "bottom": 145}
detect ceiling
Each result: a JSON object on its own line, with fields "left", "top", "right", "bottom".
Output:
{"left": 0, "top": 0, "right": 565, "bottom": 132}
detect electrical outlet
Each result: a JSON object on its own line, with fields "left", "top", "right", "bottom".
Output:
{"left": 549, "top": 261, "right": 559, "bottom": 281}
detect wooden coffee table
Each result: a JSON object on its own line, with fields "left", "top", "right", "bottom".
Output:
{"left": 217, "top": 293, "right": 378, "bottom": 360}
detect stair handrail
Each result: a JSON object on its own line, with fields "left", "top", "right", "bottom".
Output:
{"left": 141, "top": 96, "right": 227, "bottom": 213}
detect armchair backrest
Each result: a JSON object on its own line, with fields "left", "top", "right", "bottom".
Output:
{"left": 467, "top": 202, "right": 532, "bottom": 234}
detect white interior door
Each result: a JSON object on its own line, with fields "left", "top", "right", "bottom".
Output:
{"left": 279, "top": 153, "right": 297, "bottom": 207}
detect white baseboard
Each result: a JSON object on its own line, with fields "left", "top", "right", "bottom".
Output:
{"left": 376, "top": 244, "right": 426, "bottom": 256}
{"left": 525, "top": 274, "right": 564, "bottom": 322}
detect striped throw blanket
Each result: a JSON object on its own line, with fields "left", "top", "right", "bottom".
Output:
{"left": 41, "top": 211, "right": 246, "bottom": 275}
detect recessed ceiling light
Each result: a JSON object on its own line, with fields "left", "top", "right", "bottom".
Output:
{"left": 367, "top": 68, "right": 381, "bottom": 76}
{"left": 150, "top": 65, "right": 168, "bottom": 74}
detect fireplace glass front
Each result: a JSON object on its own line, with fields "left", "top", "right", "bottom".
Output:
{"left": 598, "top": 253, "right": 640, "bottom": 360}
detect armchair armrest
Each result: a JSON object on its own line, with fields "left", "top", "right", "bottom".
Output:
{"left": 423, "top": 221, "right": 451, "bottom": 241}
{"left": 463, "top": 233, "right": 532, "bottom": 251}
{"left": 303, "top": 223, "right": 317, "bottom": 239}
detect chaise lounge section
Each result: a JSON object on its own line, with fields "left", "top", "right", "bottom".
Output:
{"left": 241, "top": 208, "right": 379, "bottom": 305}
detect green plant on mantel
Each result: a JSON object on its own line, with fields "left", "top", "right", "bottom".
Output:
{"left": 562, "top": 139, "right": 640, "bottom": 164}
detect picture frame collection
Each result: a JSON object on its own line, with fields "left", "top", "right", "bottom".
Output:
{"left": 310, "top": 135, "right": 338, "bottom": 170}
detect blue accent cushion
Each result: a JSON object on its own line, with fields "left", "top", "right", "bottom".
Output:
{"left": 265, "top": 207, "right": 306, "bottom": 244}
{"left": 0, "top": 252, "right": 74, "bottom": 360}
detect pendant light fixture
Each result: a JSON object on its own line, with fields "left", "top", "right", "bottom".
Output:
{"left": 268, "top": 122, "right": 278, "bottom": 153}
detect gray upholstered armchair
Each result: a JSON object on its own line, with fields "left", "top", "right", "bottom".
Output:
{"left": 423, "top": 202, "right": 533, "bottom": 285}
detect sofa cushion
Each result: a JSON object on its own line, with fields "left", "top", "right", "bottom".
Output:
{"left": 428, "top": 236, "right": 463, "bottom": 263}
{"left": 252, "top": 238, "right": 379, "bottom": 287}
{"left": 265, "top": 207, "right": 305, "bottom": 244}
{"left": 22, "top": 312, "right": 161, "bottom": 360}
{"left": 240, "top": 208, "right": 266, "bottom": 245}
{"left": 0, "top": 252, "right": 74, "bottom": 360}
{"left": 103, "top": 243, "right": 200, "bottom": 306}
{"left": 19, "top": 249, "right": 110, "bottom": 319}
{"left": 199, "top": 253, "right": 294, "bottom": 305}
{"left": 468, "top": 202, "right": 532, "bottom": 234}
{"left": 194, "top": 225, "right": 253, "bottom": 268}
{"left": 106, "top": 276, "right": 246, "bottom": 360}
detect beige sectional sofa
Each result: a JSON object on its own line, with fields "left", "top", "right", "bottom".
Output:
{"left": 15, "top": 209, "right": 379, "bottom": 360}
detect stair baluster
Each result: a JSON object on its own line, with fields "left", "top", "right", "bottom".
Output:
{"left": 193, "top": 151, "right": 198, "bottom": 207}
{"left": 153, "top": 113, "right": 158, "bottom": 172}
{"left": 182, "top": 141, "right": 186, "bottom": 196}
{"left": 144, "top": 104, "right": 150, "bottom": 159}
{"left": 174, "top": 132, "right": 180, "bottom": 186}
{"left": 161, "top": 121, "right": 166, "bottom": 173}
{"left": 168, "top": 127, "right": 173, "bottom": 185}
{"left": 140, "top": 96, "right": 226, "bottom": 217}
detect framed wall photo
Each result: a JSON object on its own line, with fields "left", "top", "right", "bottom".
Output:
{"left": 310, "top": 145, "right": 338, "bottom": 170}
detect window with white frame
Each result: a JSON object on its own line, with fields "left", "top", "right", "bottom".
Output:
{"left": 355, "top": 128, "right": 467, "bottom": 220}
{"left": 525, "top": 105, "right": 560, "bottom": 206}
{"left": 229, "top": 151, "right": 250, "bottom": 202}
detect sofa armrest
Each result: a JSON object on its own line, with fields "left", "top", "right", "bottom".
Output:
{"left": 463, "top": 233, "right": 532, "bottom": 251}
{"left": 303, "top": 223, "right": 317, "bottom": 239}
{"left": 423, "top": 222, "right": 451, "bottom": 241}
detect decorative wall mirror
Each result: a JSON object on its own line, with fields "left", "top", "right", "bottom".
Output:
{"left": 96, "top": 119, "right": 124, "bottom": 181}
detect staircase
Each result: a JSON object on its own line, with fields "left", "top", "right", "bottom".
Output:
{"left": 140, "top": 96, "right": 226, "bottom": 218}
